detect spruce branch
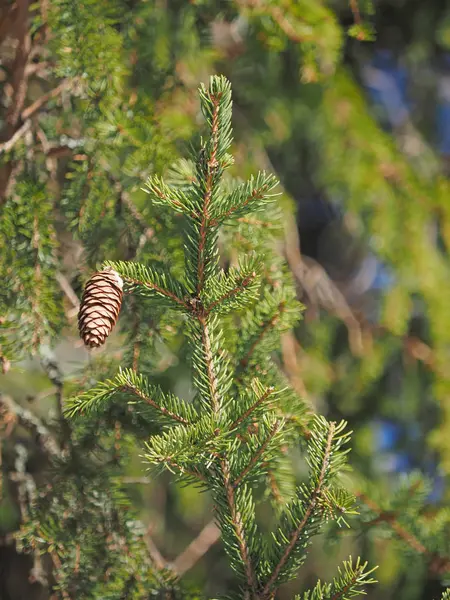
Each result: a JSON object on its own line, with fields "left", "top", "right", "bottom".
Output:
{"left": 297, "top": 557, "right": 377, "bottom": 600}
{"left": 229, "top": 382, "right": 276, "bottom": 430}
{"left": 233, "top": 419, "right": 283, "bottom": 488}
{"left": 65, "top": 74, "right": 370, "bottom": 599}
{"left": 220, "top": 458, "right": 258, "bottom": 595}
{"left": 356, "top": 490, "right": 450, "bottom": 575}
{"left": 143, "top": 175, "right": 198, "bottom": 219}
{"left": 203, "top": 256, "right": 262, "bottom": 315}
{"left": 199, "top": 316, "right": 222, "bottom": 414}
{"left": 210, "top": 171, "right": 279, "bottom": 226}
{"left": 196, "top": 91, "right": 221, "bottom": 295}
{"left": 103, "top": 260, "right": 190, "bottom": 310}
{"left": 262, "top": 419, "right": 353, "bottom": 595}
{"left": 64, "top": 368, "right": 197, "bottom": 426}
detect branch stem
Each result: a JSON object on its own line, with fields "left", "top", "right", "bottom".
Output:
{"left": 221, "top": 459, "right": 258, "bottom": 595}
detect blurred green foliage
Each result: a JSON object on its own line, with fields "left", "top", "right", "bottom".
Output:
{"left": 1, "top": 0, "right": 450, "bottom": 599}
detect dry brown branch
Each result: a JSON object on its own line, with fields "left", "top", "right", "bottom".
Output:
{"left": 280, "top": 332, "right": 308, "bottom": 398}
{"left": 0, "top": 394, "right": 62, "bottom": 458}
{"left": 0, "top": 0, "right": 31, "bottom": 204}
{"left": 0, "top": 119, "right": 31, "bottom": 154}
{"left": 284, "top": 217, "right": 364, "bottom": 356}
{"left": 21, "top": 78, "right": 73, "bottom": 121}
{"left": 349, "top": 0, "right": 362, "bottom": 25}
{"left": 56, "top": 272, "right": 80, "bottom": 310}
{"left": 172, "top": 519, "right": 220, "bottom": 577}
{"left": 143, "top": 526, "right": 167, "bottom": 570}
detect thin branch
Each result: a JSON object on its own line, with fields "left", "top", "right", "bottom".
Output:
{"left": 11, "top": 444, "right": 48, "bottom": 586}
{"left": 119, "top": 476, "right": 152, "bottom": 484}
{"left": 221, "top": 459, "right": 258, "bottom": 594}
{"left": 172, "top": 519, "right": 220, "bottom": 577}
{"left": 120, "top": 384, "right": 191, "bottom": 426}
{"left": 0, "top": 0, "right": 31, "bottom": 204}
{"left": 56, "top": 272, "right": 80, "bottom": 309}
{"left": 0, "top": 119, "right": 31, "bottom": 154}
{"left": 356, "top": 491, "right": 450, "bottom": 575}
{"left": 280, "top": 332, "right": 309, "bottom": 399}
{"left": 262, "top": 423, "right": 336, "bottom": 597}
{"left": 120, "top": 189, "right": 155, "bottom": 240}
{"left": 349, "top": 0, "right": 362, "bottom": 25}
{"left": 267, "top": 469, "right": 284, "bottom": 505}
{"left": 329, "top": 566, "right": 365, "bottom": 600}
{"left": 284, "top": 218, "right": 363, "bottom": 356}
{"left": 233, "top": 420, "right": 281, "bottom": 488}
{"left": 7, "top": 1, "right": 32, "bottom": 129}
{"left": 144, "top": 525, "right": 167, "bottom": 570}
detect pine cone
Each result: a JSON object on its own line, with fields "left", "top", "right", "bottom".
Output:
{"left": 78, "top": 268, "right": 123, "bottom": 348}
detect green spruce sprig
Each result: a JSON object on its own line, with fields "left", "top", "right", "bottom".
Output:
{"left": 66, "top": 75, "right": 373, "bottom": 600}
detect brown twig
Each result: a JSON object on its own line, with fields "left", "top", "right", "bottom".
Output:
{"left": 120, "top": 189, "right": 155, "bottom": 240}
{"left": 0, "top": 0, "right": 31, "bottom": 204}
{"left": 0, "top": 119, "right": 32, "bottom": 154}
{"left": 262, "top": 422, "right": 336, "bottom": 597}
{"left": 280, "top": 332, "right": 308, "bottom": 399}
{"left": 172, "top": 519, "right": 220, "bottom": 577}
{"left": 55, "top": 272, "right": 80, "bottom": 310}
{"left": 349, "top": 0, "right": 362, "bottom": 25}
{"left": 21, "top": 78, "right": 73, "bottom": 121}
{"left": 267, "top": 469, "right": 284, "bottom": 505}
{"left": 144, "top": 526, "right": 167, "bottom": 570}
{"left": 119, "top": 476, "right": 152, "bottom": 484}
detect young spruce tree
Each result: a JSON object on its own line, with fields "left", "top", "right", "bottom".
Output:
{"left": 66, "top": 75, "right": 376, "bottom": 600}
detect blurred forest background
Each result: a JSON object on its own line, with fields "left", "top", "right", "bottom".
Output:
{"left": 1, "top": 0, "right": 450, "bottom": 599}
